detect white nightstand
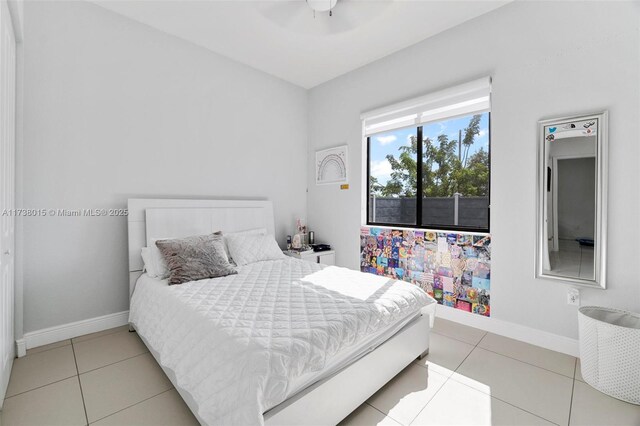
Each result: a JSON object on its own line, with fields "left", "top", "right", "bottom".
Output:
{"left": 284, "top": 249, "right": 335, "bottom": 266}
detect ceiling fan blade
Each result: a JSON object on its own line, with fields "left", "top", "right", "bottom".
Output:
{"left": 256, "top": 1, "right": 308, "bottom": 28}
{"left": 321, "top": 0, "right": 392, "bottom": 33}
{"left": 256, "top": 0, "right": 394, "bottom": 35}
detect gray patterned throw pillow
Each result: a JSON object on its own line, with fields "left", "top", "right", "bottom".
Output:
{"left": 155, "top": 233, "right": 237, "bottom": 285}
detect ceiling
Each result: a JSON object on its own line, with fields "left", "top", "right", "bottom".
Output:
{"left": 93, "top": 0, "right": 510, "bottom": 88}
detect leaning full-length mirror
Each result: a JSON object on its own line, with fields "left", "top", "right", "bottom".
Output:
{"left": 536, "top": 112, "right": 607, "bottom": 288}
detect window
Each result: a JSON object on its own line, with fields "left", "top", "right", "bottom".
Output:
{"left": 364, "top": 78, "right": 491, "bottom": 232}
{"left": 368, "top": 126, "right": 418, "bottom": 225}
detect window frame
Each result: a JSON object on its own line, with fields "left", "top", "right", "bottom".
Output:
{"left": 366, "top": 113, "right": 491, "bottom": 233}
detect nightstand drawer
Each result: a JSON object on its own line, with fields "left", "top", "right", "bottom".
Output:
{"left": 317, "top": 252, "right": 335, "bottom": 266}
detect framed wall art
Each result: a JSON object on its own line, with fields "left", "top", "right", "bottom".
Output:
{"left": 316, "top": 145, "right": 348, "bottom": 185}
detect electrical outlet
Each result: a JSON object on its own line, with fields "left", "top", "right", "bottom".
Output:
{"left": 567, "top": 288, "right": 580, "bottom": 306}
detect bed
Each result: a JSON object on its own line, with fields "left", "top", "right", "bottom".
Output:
{"left": 127, "top": 198, "right": 436, "bottom": 425}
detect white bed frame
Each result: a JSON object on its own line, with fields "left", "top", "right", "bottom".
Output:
{"left": 127, "top": 198, "right": 434, "bottom": 426}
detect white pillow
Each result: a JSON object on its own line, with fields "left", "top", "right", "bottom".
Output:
{"left": 226, "top": 233, "right": 285, "bottom": 266}
{"left": 141, "top": 247, "right": 153, "bottom": 274}
{"left": 141, "top": 246, "right": 164, "bottom": 279}
{"left": 141, "top": 239, "right": 171, "bottom": 279}
{"left": 223, "top": 228, "right": 267, "bottom": 261}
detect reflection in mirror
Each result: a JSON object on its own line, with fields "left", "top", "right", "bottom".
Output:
{"left": 537, "top": 113, "right": 607, "bottom": 288}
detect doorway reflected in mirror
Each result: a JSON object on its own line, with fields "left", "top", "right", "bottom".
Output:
{"left": 550, "top": 151, "right": 595, "bottom": 280}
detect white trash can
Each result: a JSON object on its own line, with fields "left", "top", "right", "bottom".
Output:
{"left": 578, "top": 306, "right": 640, "bottom": 405}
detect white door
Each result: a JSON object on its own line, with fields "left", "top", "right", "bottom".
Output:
{"left": 0, "top": 0, "right": 15, "bottom": 408}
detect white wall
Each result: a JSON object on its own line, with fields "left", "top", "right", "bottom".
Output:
{"left": 307, "top": 1, "right": 640, "bottom": 340}
{"left": 21, "top": 1, "right": 307, "bottom": 332}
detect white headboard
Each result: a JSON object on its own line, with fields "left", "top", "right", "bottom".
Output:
{"left": 127, "top": 198, "right": 275, "bottom": 298}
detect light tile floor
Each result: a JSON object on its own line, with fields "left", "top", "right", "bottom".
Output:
{"left": 340, "top": 319, "right": 640, "bottom": 426}
{"left": 0, "top": 326, "right": 198, "bottom": 426}
{"left": 549, "top": 239, "right": 594, "bottom": 280}
{"left": 1, "top": 320, "right": 638, "bottom": 425}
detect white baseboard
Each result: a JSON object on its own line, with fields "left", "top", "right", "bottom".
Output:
{"left": 15, "top": 339, "right": 26, "bottom": 357}
{"left": 19, "top": 311, "right": 130, "bottom": 355}
{"left": 436, "top": 307, "right": 579, "bottom": 357}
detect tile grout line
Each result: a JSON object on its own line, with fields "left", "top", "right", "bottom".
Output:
{"left": 72, "top": 327, "right": 130, "bottom": 346}
{"left": 430, "top": 328, "right": 484, "bottom": 346}
{"left": 472, "top": 345, "right": 576, "bottom": 379}
{"left": 6, "top": 331, "right": 145, "bottom": 400}
{"left": 406, "top": 331, "right": 488, "bottom": 425}
{"left": 367, "top": 331, "right": 472, "bottom": 426}
{"left": 364, "top": 401, "right": 404, "bottom": 425}
{"left": 24, "top": 327, "right": 127, "bottom": 357}
{"left": 77, "top": 350, "right": 150, "bottom": 376}
{"left": 88, "top": 388, "right": 175, "bottom": 424}
{"left": 76, "top": 350, "right": 159, "bottom": 422}
{"left": 407, "top": 378, "right": 449, "bottom": 425}
{"left": 567, "top": 359, "right": 578, "bottom": 426}
{"left": 418, "top": 328, "right": 568, "bottom": 424}
{"left": 448, "top": 328, "right": 576, "bottom": 379}
{"left": 444, "top": 332, "right": 560, "bottom": 426}
{"left": 3, "top": 374, "right": 78, "bottom": 400}
{"left": 24, "top": 340, "right": 72, "bottom": 357}
{"left": 443, "top": 374, "right": 561, "bottom": 426}
{"left": 70, "top": 340, "right": 90, "bottom": 426}
{"left": 365, "top": 360, "right": 451, "bottom": 425}
{"left": 404, "top": 374, "right": 450, "bottom": 425}
{"left": 25, "top": 327, "right": 128, "bottom": 357}
{"left": 411, "top": 331, "right": 485, "bottom": 378}
{"left": 449, "top": 329, "right": 487, "bottom": 371}
{"left": 11, "top": 328, "right": 164, "bottom": 425}
{"left": 433, "top": 323, "right": 577, "bottom": 376}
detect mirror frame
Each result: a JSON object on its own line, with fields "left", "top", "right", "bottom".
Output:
{"left": 536, "top": 111, "right": 608, "bottom": 289}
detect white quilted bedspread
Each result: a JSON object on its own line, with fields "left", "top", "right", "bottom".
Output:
{"left": 129, "top": 258, "right": 432, "bottom": 426}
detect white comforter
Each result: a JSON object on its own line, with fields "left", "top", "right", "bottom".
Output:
{"left": 129, "top": 258, "right": 433, "bottom": 425}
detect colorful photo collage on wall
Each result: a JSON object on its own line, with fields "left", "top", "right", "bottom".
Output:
{"left": 360, "top": 227, "right": 491, "bottom": 316}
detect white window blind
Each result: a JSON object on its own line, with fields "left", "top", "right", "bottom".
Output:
{"left": 361, "top": 77, "right": 491, "bottom": 136}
